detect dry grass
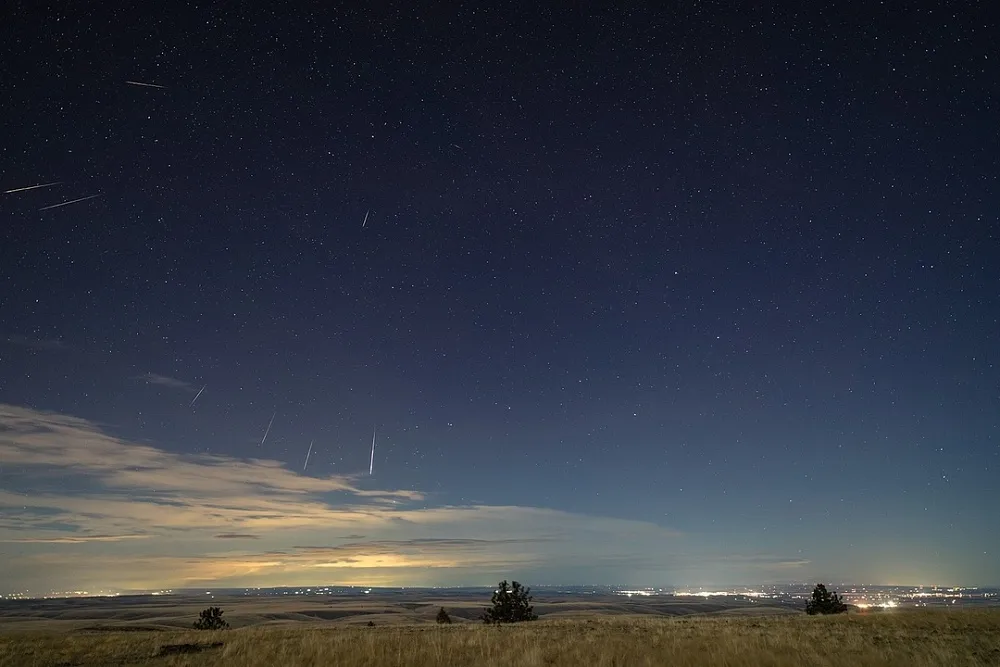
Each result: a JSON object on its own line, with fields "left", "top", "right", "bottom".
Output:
{"left": 2, "top": 609, "right": 999, "bottom": 666}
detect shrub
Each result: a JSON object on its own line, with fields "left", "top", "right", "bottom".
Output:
{"left": 806, "top": 583, "right": 849, "bottom": 615}
{"left": 193, "top": 606, "right": 229, "bottom": 630}
{"left": 436, "top": 607, "right": 452, "bottom": 624}
{"left": 482, "top": 580, "right": 538, "bottom": 625}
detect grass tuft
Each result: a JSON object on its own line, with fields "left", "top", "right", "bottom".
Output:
{"left": 0, "top": 609, "right": 997, "bottom": 666}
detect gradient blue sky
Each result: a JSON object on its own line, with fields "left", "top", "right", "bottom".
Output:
{"left": 1, "top": 2, "right": 997, "bottom": 593}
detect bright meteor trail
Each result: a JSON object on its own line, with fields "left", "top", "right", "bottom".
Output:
{"left": 303, "top": 440, "right": 313, "bottom": 471}
{"left": 190, "top": 385, "right": 206, "bottom": 407}
{"left": 4, "top": 182, "right": 61, "bottom": 194}
{"left": 38, "top": 194, "right": 100, "bottom": 211}
{"left": 259, "top": 412, "right": 276, "bottom": 447}
{"left": 125, "top": 80, "right": 167, "bottom": 89}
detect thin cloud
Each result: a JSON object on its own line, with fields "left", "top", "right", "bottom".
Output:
{"left": 134, "top": 373, "right": 195, "bottom": 391}
{"left": 291, "top": 537, "right": 558, "bottom": 556}
{"left": 712, "top": 554, "right": 813, "bottom": 568}
{"left": 0, "top": 534, "right": 149, "bottom": 544}
{"left": 4, "top": 335, "right": 68, "bottom": 351}
{"left": 214, "top": 534, "right": 260, "bottom": 540}
{"left": 749, "top": 559, "right": 811, "bottom": 569}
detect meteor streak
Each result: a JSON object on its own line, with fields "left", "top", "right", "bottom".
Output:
{"left": 259, "top": 412, "right": 276, "bottom": 447}
{"left": 126, "top": 80, "right": 167, "bottom": 89}
{"left": 303, "top": 440, "right": 314, "bottom": 471}
{"left": 38, "top": 194, "right": 100, "bottom": 211}
{"left": 362, "top": 209, "right": 370, "bottom": 228}
{"left": 190, "top": 385, "right": 206, "bottom": 407}
{"left": 4, "top": 182, "right": 61, "bottom": 194}
{"left": 369, "top": 427, "right": 376, "bottom": 475}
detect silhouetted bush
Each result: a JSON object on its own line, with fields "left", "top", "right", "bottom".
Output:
{"left": 482, "top": 580, "right": 538, "bottom": 625}
{"left": 193, "top": 607, "right": 229, "bottom": 630}
{"left": 436, "top": 607, "right": 452, "bottom": 624}
{"left": 805, "top": 583, "right": 848, "bottom": 615}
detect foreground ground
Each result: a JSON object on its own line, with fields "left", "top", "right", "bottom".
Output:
{"left": 2, "top": 609, "right": 999, "bottom": 666}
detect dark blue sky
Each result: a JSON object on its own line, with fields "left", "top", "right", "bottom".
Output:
{"left": 1, "top": 2, "right": 997, "bottom": 593}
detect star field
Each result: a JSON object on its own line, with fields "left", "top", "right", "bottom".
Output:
{"left": 0, "top": 2, "right": 997, "bottom": 592}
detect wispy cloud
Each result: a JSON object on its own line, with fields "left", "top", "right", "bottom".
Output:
{"left": 292, "top": 538, "right": 558, "bottom": 552}
{"left": 712, "top": 554, "right": 812, "bottom": 569}
{"left": 0, "top": 404, "right": 422, "bottom": 535}
{"left": 0, "top": 403, "right": 697, "bottom": 591}
{"left": 286, "top": 538, "right": 561, "bottom": 569}
{"left": 134, "top": 373, "right": 195, "bottom": 391}
{"left": 0, "top": 534, "right": 150, "bottom": 544}
{"left": 3, "top": 335, "right": 68, "bottom": 351}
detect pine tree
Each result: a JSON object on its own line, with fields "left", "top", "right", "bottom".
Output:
{"left": 436, "top": 607, "right": 452, "bottom": 624}
{"left": 481, "top": 580, "right": 538, "bottom": 625}
{"left": 193, "top": 606, "right": 230, "bottom": 630}
{"left": 805, "top": 583, "right": 849, "bottom": 615}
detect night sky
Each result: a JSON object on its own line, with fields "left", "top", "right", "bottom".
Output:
{"left": 1, "top": 2, "right": 997, "bottom": 594}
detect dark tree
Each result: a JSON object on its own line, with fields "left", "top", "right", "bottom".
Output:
{"left": 805, "top": 583, "right": 849, "bottom": 615}
{"left": 436, "top": 607, "right": 452, "bottom": 624}
{"left": 193, "top": 606, "right": 230, "bottom": 630}
{"left": 481, "top": 580, "right": 538, "bottom": 625}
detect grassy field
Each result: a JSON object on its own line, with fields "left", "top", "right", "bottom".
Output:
{"left": 2, "top": 609, "right": 999, "bottom": 666}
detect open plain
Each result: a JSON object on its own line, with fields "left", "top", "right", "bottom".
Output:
{"left": 1, "top": 592, "right": 998, "bottom": 666}
{"left": 0, "top": 590, "right": 801, "bottom": 632}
